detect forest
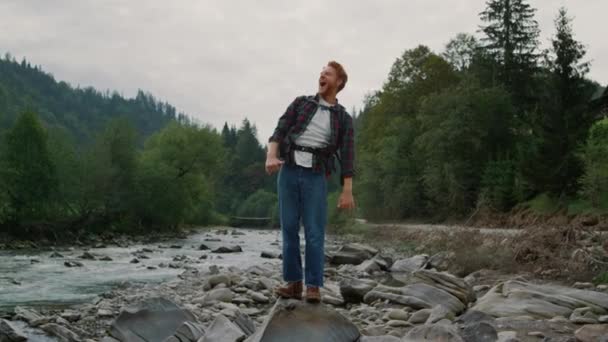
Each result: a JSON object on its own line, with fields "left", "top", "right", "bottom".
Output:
{"left": 0, "top": 0, "right": 607, "bottom": 239}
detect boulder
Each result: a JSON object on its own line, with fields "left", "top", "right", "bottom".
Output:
{"left": 339, "top": 278, "right": 377, "bottom": 304}
{"left": 0, "top": 319, "right": 27, "bottom": 342}
{"left": 109, "top": 297, "right": 197, "bottom": 342}
{"left": 404, "top": 323, "right": 463, "bottom": 342}
{"left": 412, "top": 269, "right": 475, "bottom": 305}
{"left": 329, "top": 243, "right": 378, "bottom": 266}
{"left": 245, "top": 299, "right": 360, "bottom": 342}
{"left": 40, "top": 323, "right": 81, "bottom": 342}
{"left": 390, "top": 255, "right": 428, "bottom": 273}
{"left": 13, "top": 307, "right": 43, "bottom": 324}
{"left": 461, "top": 321, "right": 498, "bottom": 342}
{"left": 364, "top": 283, "right": 466, "bottom": 314}
{"left": 472, "top": 280, "right": 608, "bottom": 319}
{"left": 575, "top": 324, "right": 608, "bottom": 342}
{"left": 199, "top": 314, "right": 245, "bottom": 342}
{"left": 197, "top": 288, "right": 234, "bottom": 305}
{"left": 212, "top": 246, "right": 243, "bottom": 253}
{"left": 260, "top": 251, "right": 280, "bottom": 259}
{"left": 426, "top": 305, "right": 453, "bottom": 324}
{"left": 174, "top": 322, "right": 205, "bottom": 342}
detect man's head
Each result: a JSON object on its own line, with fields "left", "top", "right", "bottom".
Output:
{"left": 318, "top": 61, "right": 348, "bottom": 97}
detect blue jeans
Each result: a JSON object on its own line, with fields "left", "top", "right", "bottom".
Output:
{"left": 278, "top": 164, "right": 327, "bottom": 287}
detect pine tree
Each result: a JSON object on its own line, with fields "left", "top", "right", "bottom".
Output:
{"left": 479, "top": 0, "right": 540, "bottom": 101}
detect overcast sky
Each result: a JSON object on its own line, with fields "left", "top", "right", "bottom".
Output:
{"left": 1, "top": 0, "right": 606, "bottom": 141}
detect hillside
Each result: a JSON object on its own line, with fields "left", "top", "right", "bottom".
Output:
{"left": 0, "top": 53, "right": 186, "bottom": 143}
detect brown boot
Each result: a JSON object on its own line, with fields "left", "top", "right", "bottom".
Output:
{"left": 305, "top": 286, "right": 321, "bottom": 303}
{"left": 274, "top": 281, "right": 303, "bottom": 300}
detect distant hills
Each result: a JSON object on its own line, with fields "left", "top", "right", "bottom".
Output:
{"left": 0, "top": 53, "right": 187, "bottom": 143}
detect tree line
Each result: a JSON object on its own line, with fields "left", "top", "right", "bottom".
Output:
{"left": 355, "top": 1, "right": 608, "bottom": 220}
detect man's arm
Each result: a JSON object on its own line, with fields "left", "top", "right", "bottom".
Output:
{"left": 266, "top": 97, "right": 303, "bottom": 175}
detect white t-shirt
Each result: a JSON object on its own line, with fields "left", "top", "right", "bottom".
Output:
{"left": 293, "top": 97, "right": 332, "bottom": 168}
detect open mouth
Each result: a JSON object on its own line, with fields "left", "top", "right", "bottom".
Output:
{"left": 319, "top": 80, "right": 327, "bottom": 88}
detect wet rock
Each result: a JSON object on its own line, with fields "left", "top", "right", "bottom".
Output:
{"left": 204, "top": 238, "right": 221, "bottom": 242}
{"left": 199, "top": 244, "right": 210, "bottom": 250}
{"left": 573, "top": 282, "right": 595, "bottom": 289}
{"left": 212, "top": 246, "right": 243, "bottom": 253}
{"left": 246, "top": 299, "right": 360, "bottom": 342}
{"left": 40, "top": 323, "right": 81, "bottom": 342}
{"left": 30, "top": 258, "right": 40, "bottom": 264}
{"left": 329, "top": 243, "right": 378, "bottom": 266}
{"left": 0, "top": 319, "right": 27, "bottom": 341}
{"left": 13, "top": 306, "right": 43, "bottom": 324}
{"left": 64, "top": 260, "right": 83, "bottom": 267}
{"left": 472, "top": 280, "right": 608, "bottom": 319}
{"left": 405, "top": 323, "right": 463, "bottom": 342}
{"left": 100, "top": 256, "right": 113, "bottom": 261}
{"left": 50, "top": 251, "right": 64, "bottom": 258}
{"left": 109, "top": 297, "right": 197, "bottom": 342}
{"left": 199, "top": 314, "right": 245, "bottom": 342}
{"left": 260, "top": 251, "right": 280, "bottom": 259}
{"left": 97, "top": 309, "right": 114, "bottom": 318}
{"left": 169, "top": 245, "right": 182, "bottom": 249}
{"left": 461, "top": 321, "right": 498, "bottom": 342}
{"left": 575, "top": 324, "right": 608, "bottom": 342}
{"left": 78, "top": 252, "right": 96, "bottom": 260}
{"left": 339, "top": 278, "right": 377, "bottom": 304}
{"left": 130, "top": 258, "right": 139, "bottom": 264}
{"left": 390, "top": 255, "right": 428, "bottom": 273}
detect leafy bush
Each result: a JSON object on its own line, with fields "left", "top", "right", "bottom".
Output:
{"left": 580, "top": 118, "right": 608, "bottom": 209}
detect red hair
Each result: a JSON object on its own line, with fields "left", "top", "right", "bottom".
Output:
{"left": 328, "top": 61, "right": 348, "bottom": 92}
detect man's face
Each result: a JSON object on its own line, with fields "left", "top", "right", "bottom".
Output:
{"left": 318, "top": 65, "right": 341, "bottom": 96}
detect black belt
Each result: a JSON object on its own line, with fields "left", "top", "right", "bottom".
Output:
{"left": 292, "top": 144, "right": 330, "bottom": 156}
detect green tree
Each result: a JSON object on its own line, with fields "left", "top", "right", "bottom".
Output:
{"left": 443, "top": 33, "right": 480, "bottom": 71}
{"left": 1, "top": 111, "right": 57, "bottom": 223}
{"left": 479, "top": 0, "right": 540, "bottom": 104}
{"left": 524, "top": 7, "right": 595, "bottom": 196}
{"left": 580, "top": 119, "right": 608, "bottom": 208}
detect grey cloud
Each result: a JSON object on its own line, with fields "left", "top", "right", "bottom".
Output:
{"left": 0, "top": 0, "right": 606, "bottom": 141}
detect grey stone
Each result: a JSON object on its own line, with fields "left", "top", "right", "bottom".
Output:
{"left": 409, "top": 309, "right": 432, "bottom": 324}
{"left": 329, "top": 243, "right": 378, "bottom": 266}
{"left": 355, "top": 260, "right": 381, "bottom": 274}
{"left": 260, "top": 251, "right": 280, "bottom": 259}
{"left": 364, "top": 283, "right": 465, "bottom": 314}
{"left": 64, "top": 260, "right": 83, "bottom": 267}
{"left": 109, "top": 297, "right": 197, "bottom": 342}
{"left": 390, "top": 255, "right": 428, "bottom": 273}
{"left": 472, "top": 280, "right": 608, "bottom": 319}
{"left": 387, "top": 309, "right": 410, "bottom": 321}
{"left": 13, "top": 306, "right": 43, "bottom": 324}
{"left": 359, "top": 336, "right": 401, "bottom": 342}
{"left": 78, "top": 252, "right": 95, "bottom": 260}
{"left": 234, "top": 310, "right": 256, "bottom": 337}
{"left": 249, "top": 291, "right": 269, "bottom": 304}
{"left": 405, "top": 323, "right": 463, "bottom": 342}
{"left": 40, "top": 323, "right": 81, "bottom": 342}
{"left": 174, "top": 322, "right": 205, "bottom": 342}
{"left": 0, "top": 319, "right": 27, "bottom": 342}
{"left": 570, "top": 307, "right": 599, "bottom": 324}
{"left": 245, "top": 298, "right": 360, "bottom": 342}
{"left": 196, "top": 288, "right": 234, "bottom": 305}
{"left": 199, "top": 314, "right": 245, "bottom": 342}
{"left": 426, "top": 305, "right": 453, "bottom": 324}
{"left": 339, "top": 278, "right": 377, "bottom": 304}
{"left": 206, "top": 274, "right": 231, "bottom": 289}
{"left": 212, "top": 246, "right": 243, "bottom": 253}
{"left": 461, "top": 321, "right": 498, "bottom": 342}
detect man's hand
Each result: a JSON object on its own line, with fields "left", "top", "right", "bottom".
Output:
{"left": 265, "top": 155, "right": 284, "bottom": 175}
{"left": 338, "top": 190, "right": 355, "bottom": 210}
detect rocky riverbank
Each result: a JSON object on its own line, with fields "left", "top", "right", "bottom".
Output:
{"left": 1, "top": 228, "right": 608, "bottom": 341}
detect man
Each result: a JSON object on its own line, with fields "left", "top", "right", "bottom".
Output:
{"left": 265, "top": 61, "right": 355, "bottom": 303}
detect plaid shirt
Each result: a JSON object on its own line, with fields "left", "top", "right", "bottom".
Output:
{"left": 269, "top": 94, "right": 355, "bottom": 181}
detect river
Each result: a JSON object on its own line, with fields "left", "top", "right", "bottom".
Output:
{"left": 0, "top": 228, "right": 283, "bottom": 314}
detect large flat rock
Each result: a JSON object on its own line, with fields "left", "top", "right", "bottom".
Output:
{"left": 110, "top": 297, "right": 197, "bottom": 342}
{"left": 245, "top": 299, "right": 360, "bottom": 342}
{"left": 472, "top": 280, "right": 608, "bottom": 319}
